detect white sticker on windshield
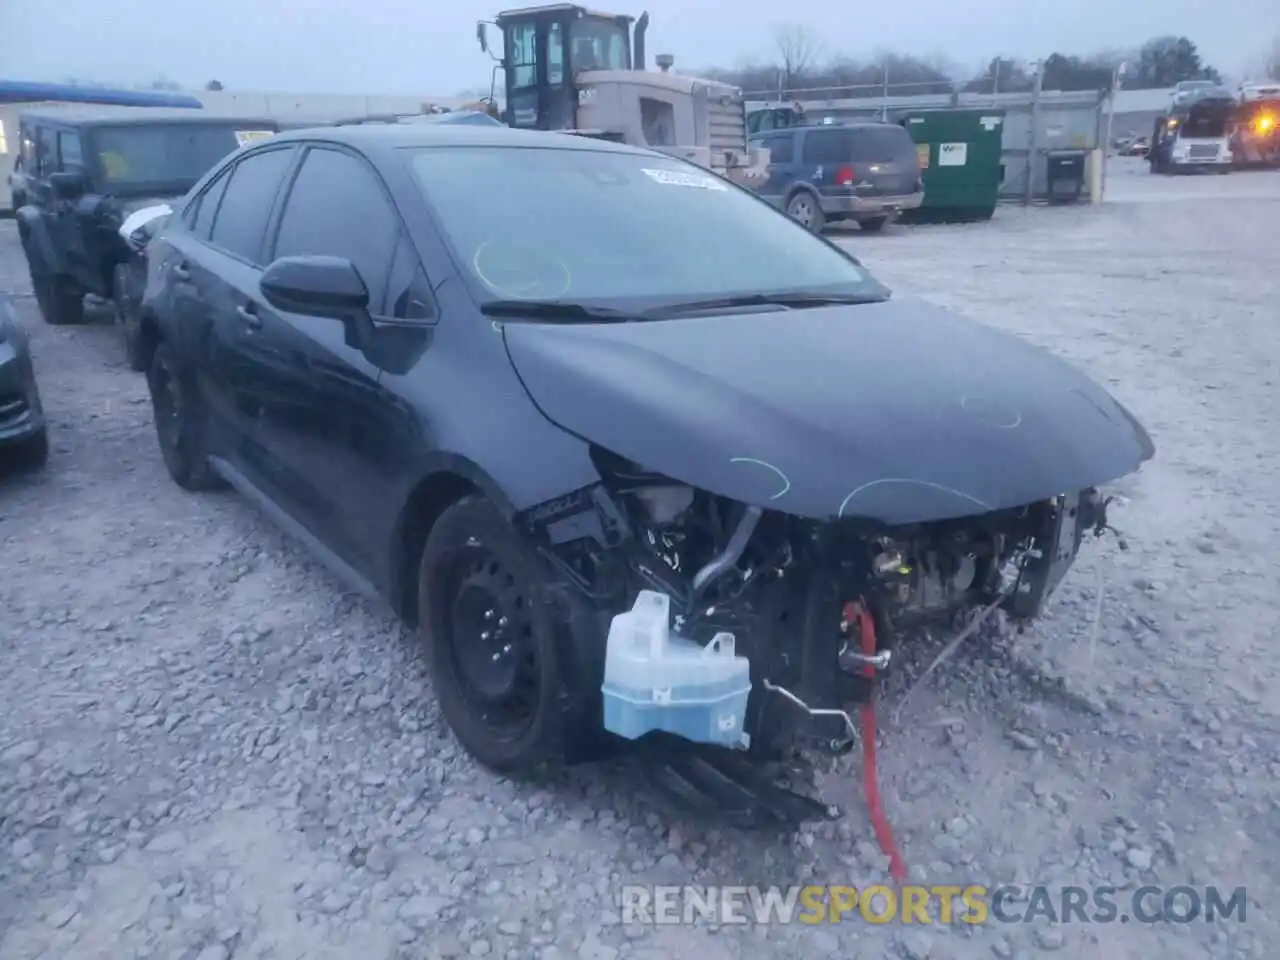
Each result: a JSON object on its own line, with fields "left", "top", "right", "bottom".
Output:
{"left": 641, "top": 167, "right": 728, "bottom": 191}
{"left": 235, "top": 130, "right": 275, "bottom": 147}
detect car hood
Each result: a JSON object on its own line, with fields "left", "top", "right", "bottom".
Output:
{"left": 501, "top": 297, "right": 1155, "bottom": 525}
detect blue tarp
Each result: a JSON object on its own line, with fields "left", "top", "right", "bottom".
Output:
{"left": 0, "top": 80, "right": 203, "bottom": 108}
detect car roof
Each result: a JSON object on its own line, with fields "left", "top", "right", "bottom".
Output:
{"left": 266, "top": 122, "right": 650, "bottom": 157}
{"left": 18, "top": 106, "right": 279, "bottom": 128}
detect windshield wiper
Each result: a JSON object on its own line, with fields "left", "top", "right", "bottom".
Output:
{"left": 640, "top": 291, "right": 887, "bottom": 318}
{"left": 480, "top": 299, "right": 639, "bottom": 323}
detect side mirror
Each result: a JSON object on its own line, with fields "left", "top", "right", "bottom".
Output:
{"left": 260, "top": 255, "right": 369, "bottom": 319}
{"left": 50, "top": 171, "right": 88, "bottom": 200}
{"left": 476, "top": 21, "right": 489, "bottom": 53}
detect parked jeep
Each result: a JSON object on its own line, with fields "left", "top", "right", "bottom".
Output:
{"left": 13, "top": 108, "right": 279, "bottom": 333}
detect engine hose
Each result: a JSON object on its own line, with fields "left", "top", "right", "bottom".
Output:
{"left": 850, "top": 601, "right": 908, "bottom": 882}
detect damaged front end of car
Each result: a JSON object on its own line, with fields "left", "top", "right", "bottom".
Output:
{"left": 513, "top": 443, "right": 1127, "bottom": 827}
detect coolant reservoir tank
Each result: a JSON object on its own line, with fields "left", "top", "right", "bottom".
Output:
{"left": 601, "top": 590, "right": 752, "bottom": 748}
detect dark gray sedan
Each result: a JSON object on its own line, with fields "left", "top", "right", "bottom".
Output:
{"left": 0, "top": 296, "right": 48, "bottom": 470}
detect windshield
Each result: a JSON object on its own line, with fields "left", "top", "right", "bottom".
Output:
{"left": 90, "top": 123, "right": 275, "bottom": 194}
{"left": 570, "top": 17, "right": 630, "bottom": 71}
{"left": 1179, "top": 106, "right": 1232, "bottom": 138}
{"left": 408, "top": 145, "right": 887, "bottom": 310}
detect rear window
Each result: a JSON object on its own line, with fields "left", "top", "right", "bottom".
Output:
{"left": 90, "top": 123, "right": 277, "bottom": 194}
{"left": 803, "top": 126, "right": 918, "bottom": 164}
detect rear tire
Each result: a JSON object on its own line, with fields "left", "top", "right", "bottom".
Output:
{"left": 418, "top": 495, "right": 571, "bottom": 774}
{"left": 785, "top": 191, "right": 825, "bottom": 233}
{"left": 146, "top": 340, "right": 224, "bottom": 491}
{"left": 859, "top": 216, "right": 889, "bottom": 233}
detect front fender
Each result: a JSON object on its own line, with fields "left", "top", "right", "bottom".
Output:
{"left": 15, "top": 206, "right": 63, "bottom": 276}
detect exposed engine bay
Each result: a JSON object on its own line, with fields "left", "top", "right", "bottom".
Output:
{"left": 518, "top": 444, "right": 1120, "bottom": 826}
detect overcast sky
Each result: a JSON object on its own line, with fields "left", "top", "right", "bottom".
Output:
{"left": 2, "top": 0, "right": 1276, "bottom": 96}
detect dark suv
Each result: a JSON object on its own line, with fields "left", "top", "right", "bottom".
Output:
{"left": 13, "top": 108, "right": 278, "bottom": 327}
{"left": 749, "top": 121, "right": 925, "bottom": 233}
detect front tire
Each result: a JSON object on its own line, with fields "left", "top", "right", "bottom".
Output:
{"left": 418, "top": 496, "right": 571, "bottom": 774}
{"left": 146, "top": 341, "right": 223, "bottom": 491}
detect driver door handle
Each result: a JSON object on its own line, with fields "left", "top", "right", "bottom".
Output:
{"left": 237, "top": 303, "right": 263, "bottom": 330}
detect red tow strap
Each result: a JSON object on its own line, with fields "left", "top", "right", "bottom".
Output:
{"left": 846, "top": 601, "right": 908, "bottom": 883}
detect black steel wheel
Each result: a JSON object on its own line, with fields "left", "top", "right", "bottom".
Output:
{"left": 419, "top": 496, "right": 570, "bottom": 773}
{"left": 146, "top": 341, "right": 222, "bottom": 491}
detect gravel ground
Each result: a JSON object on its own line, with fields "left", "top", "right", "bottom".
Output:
{"left": 2, "top": 160, "right": 1278, "bottom": 960}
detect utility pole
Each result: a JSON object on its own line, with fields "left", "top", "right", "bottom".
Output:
{"left": 1025, "top": 59, "right": 1044, "bottom": 206}
{"left": 1100, "top": 61, "right": 1127, "bottom": 201}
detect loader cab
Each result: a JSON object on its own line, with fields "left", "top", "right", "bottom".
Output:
{"left": 480, "top": 4, "right": 636, "bottom": 131}
{"left": 746, "top": 106, "right": 806, "bottom": 135}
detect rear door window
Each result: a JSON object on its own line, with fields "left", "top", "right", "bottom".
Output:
{"left": 19, "top": 123, "right": 37, "bottom": 168}
{"left": 208, "top": 147, "right": 295, "bottom": 264}
{"left": 37, "top": 127, "right": 58, "bottom": 177}
{"left": 191, "top": 166, "right": 232, "bottom": 240}
{"left": 57, "top": 131, "right": 84, "bottom": 172}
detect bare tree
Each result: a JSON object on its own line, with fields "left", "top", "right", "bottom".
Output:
{"left": 772, "top": 22, "right": 822, "bottom": 94}
{"left": 205, "top": 79, "right": 225, "bottom": 91}
{"left": 1267, "top": 36, "right": 1280, "bottom": 80}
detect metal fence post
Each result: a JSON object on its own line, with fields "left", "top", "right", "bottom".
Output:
{"left": 1025, "top": 61, "right": 1043, "bottom": 206}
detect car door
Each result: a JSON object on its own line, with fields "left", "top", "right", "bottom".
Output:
{"left": 252, "top": 144, "right": 436, "bottom": 577}
{"left": 155, "top": 163, "right": 233, "bottom": 419}
{"left": 39, "top": 126, "right": 82, "bottom": 278}
{"left": 52, "top": 128, "right": 102, "bottom": 293}
{"left": 181, "top": 145, "right": 298, "bottom": 485}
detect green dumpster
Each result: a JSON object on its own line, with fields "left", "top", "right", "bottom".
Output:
{"left": 895, "top": 109, "right": 1006, "bottom": 223}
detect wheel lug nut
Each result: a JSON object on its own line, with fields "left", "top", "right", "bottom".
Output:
{"left": 480, "top": 631, "right": 491, "bottom": 641}
{"left": 497, "top": 616, "right": 508, "bottom": 628}
{"left": 484, "top": 609, "right": 495, "bottom": 620}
